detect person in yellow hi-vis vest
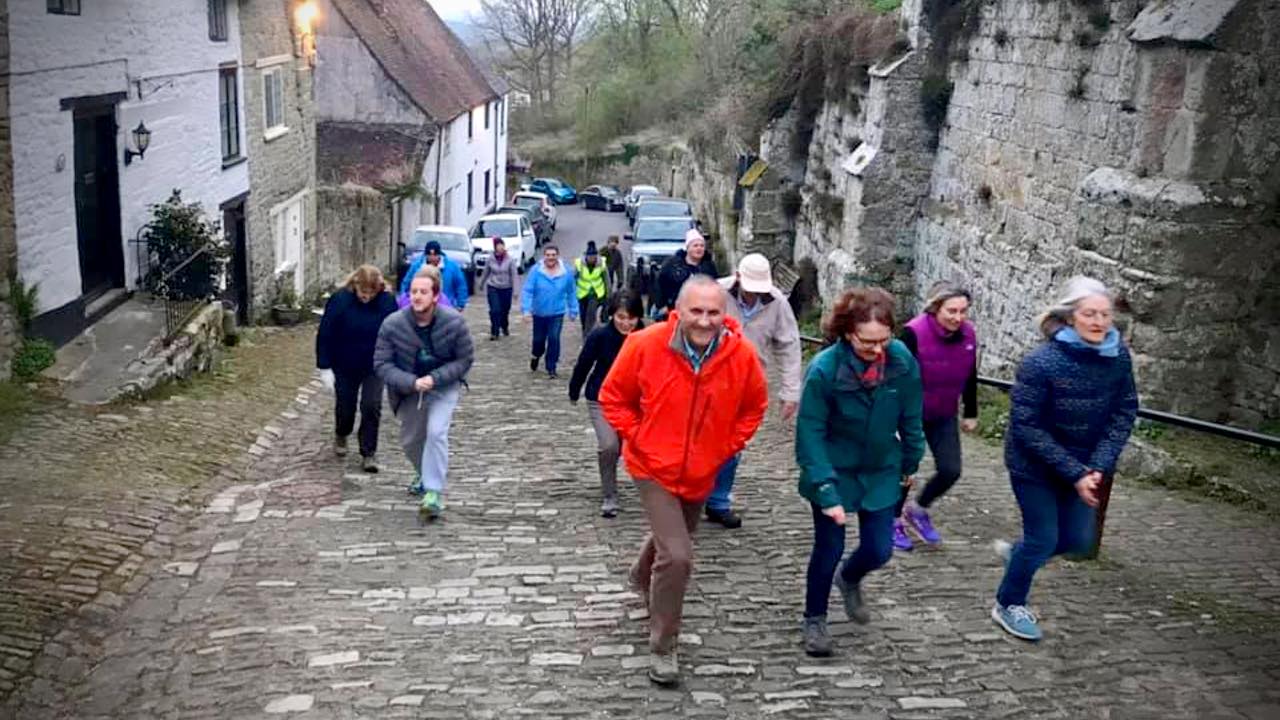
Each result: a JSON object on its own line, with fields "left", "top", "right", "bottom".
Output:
{"left": 575, "top": 241, "right": 609, "bottom": 334}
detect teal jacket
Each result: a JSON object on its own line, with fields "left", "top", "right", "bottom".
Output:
{"left": 795, "top": 339, "right": 926, "bottom": 512}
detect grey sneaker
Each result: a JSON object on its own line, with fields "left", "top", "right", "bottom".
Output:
{"left": 803, "top": 616, "right": 833, "bottom": 657}
{"left": 361, "top": 453, "right": 378, "bottom": 473}
{"left": 601, "top": 496, "right": 619, "bottom": 519}
{"left": 647, "top": 650, "right": 679, "bottom": 687}
{"left": 333, "top": 435, "right": 349, "bottom": 457}
{"left": 833, "top": 572, "right": 871, "bottom": 624}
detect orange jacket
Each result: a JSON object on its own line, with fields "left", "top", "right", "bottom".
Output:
{"left": 599, "top": 313, "right": 769, "bottom": 501}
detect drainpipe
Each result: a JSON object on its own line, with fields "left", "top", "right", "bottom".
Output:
{"left": 492, "top": 98, "right": 499, "bottom": 210}
{"left": 433, "top": 124, "right": 444, "bottom": 224}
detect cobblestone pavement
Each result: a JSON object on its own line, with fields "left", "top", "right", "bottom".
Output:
{"left": 4, "top": 295, "right": 1278, "bottom": 720}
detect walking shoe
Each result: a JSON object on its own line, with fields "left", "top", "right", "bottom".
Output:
{"left": 647, "top": 650, "right": 680, "bottom": 687}
{"left": 530, "top": 356, "right": 540, "bottom": 372}
{"left": 419, "top": 490, "right": 443, "bottom": 523}
{"left": 361, "top": 453, "right": 378, "bottom": 473}
{"left": 833, "top": 572, "right": 871, "bottom": 624}
{"left": 893, "top": 519, "right": 914, "bottom": 551}
{"left": 992, "top": 603, "right": 1042, "bottom": 641}
{"left": 904, "top": 505, "right": 941, "bottom": 545}
{"left": 489, "top": 335, "right": 498, "bottom": 341}
{"left": 407, "top": 483, "right": 424, "bottom": 497}
{"left": 333, "top": 435, "right": 349, "bottom": 457}
{"left": 802, "top": 616, "right": 833, "bottom": 657}
{"left": 547, "top": 371, "right": 559, "bottom": 379}
{"left": 704, "top": 507, "right": 743, "bottom": 529}
{"left": 600, "top": 497, "right": 619, "bottom": 519}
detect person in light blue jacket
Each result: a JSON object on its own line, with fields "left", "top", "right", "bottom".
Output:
{"left": 521, "top": 244, "right": 578, "bottom": 379}
{"left": 399, "top": 241, "right": 469, "bottom": 310}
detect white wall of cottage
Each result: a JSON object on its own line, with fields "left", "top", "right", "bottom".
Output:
{"left": 9, "top": 0, "right": 250, "bottom": 314}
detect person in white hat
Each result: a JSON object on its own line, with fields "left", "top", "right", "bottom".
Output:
{"left": 705, "top": 253, "right": 803, "bottom": 528}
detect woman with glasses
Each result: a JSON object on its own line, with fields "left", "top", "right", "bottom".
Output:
{"left": 795, "top": 287, "right": 925, "bottom": 657}
{"left": 991, "top": 276, "right": 1137, "bottom": 641}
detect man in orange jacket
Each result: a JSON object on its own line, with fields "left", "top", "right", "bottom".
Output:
{"left": 599, "top": 275, "right": 768, "bottom": 687}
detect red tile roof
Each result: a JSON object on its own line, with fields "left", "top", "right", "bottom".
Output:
{"left": 330, "top": 0, "right": 499, "bottom": 123}
{"left": 317, "top": 122, "right": 431, "bottom": 187}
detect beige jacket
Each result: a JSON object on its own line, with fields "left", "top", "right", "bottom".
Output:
{"left": 718, "top": 277, "right": 803, "bottom": 403}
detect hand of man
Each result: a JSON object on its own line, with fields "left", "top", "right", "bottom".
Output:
{"left": 319, "top": 369, "right": 335, "bottom": 392}
{"left": 1074, "top": 471, "right": 1102, "bottom": 508}
{"left": 781, "top": 400, "right": 799, "bottom": 421}
{"left": 522, "top": 314, "right": 532, "bottom": 324}
{"left": 901, "top": 475, "right": 915, "bottom": 490}
{"left": 961, "top": 418, "right": 978, "bottom": 434}
{"left": 414, "top": 375, "right": 435, "bottom": 393}
{"left": 822, "top": 505, "right": 847, "bottom": 526}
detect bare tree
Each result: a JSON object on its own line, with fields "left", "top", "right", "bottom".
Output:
{"left": 477, "top": 0, "right": 590, "bottom": 113}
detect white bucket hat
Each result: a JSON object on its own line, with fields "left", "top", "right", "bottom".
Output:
{"left": 737, "top": 253, "right": 774, "bottom": 294}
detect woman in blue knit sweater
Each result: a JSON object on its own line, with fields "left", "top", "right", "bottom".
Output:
{"left": 992, "top": 276, "right": 1138, "bottom": 641}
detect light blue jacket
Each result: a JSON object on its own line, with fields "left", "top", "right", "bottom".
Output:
{"left": 520, "top": 262, "right": 578, "bottom": 318}
{"left": 400, "top": 254, "right": 469, "bottom": 309}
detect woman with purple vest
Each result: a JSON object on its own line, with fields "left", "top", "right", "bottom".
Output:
{"left": 892, "top": 281, "right": 979, "bottom": 550}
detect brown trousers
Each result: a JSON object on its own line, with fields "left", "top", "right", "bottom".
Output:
{"left": 629, "top": 479, "right": 704, "bottom": 653}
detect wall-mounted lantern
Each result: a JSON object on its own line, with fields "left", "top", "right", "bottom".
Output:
{"left": 123, "top": 121, "right": 151, "bottom": 166}
{"left": 295, "top": 1, "right": 319, "bottom": 65}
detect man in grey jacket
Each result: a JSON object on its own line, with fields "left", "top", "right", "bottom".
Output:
{"left": 705, "top": 254, "right": 803, "bottom": 528}
{"left": 374, "top": 264, "right": 474, "bottom": 521}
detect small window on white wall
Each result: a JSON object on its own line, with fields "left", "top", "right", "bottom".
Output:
{"left": 263, "top": 68, "right": 287, "bottom": 138}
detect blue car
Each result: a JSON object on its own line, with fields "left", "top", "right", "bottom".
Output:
{"left": 528, "top": 177, "right": 577, "bottom": 205}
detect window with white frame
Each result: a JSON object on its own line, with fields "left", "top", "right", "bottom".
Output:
{"left": 218, "top": 67, "right": 241, "bottom": 162}
{"left": 263, "top": 67, "right": 287, "bottom": 138}
{"left": 47, "top": 0, "right": 80, "bottom": 15}
{"left": 208, "top": 0, "right": 228, "bottom": 41}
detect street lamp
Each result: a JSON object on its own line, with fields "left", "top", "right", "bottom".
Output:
{"left": 124, "top": 121, "right": 151, "bottom": 166}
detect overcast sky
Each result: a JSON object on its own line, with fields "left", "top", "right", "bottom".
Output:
{"left": 427, "top": 0, "right": 482, "bottom": 21}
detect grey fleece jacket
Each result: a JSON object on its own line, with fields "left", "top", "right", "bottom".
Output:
{"left": 373, "top": 306, "right": 474, "bottom": 415}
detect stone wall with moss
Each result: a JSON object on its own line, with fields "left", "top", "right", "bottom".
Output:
{"left": 0, "top": 1, "right": 17, "bottom": 382}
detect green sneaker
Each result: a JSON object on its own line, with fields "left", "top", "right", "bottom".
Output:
{"left": 419, "top": 490, "right": 443, "bottom": 522}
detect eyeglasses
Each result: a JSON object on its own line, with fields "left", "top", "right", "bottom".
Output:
{"left": 1075, "top": 308, "right": 1113, "bottom": 321}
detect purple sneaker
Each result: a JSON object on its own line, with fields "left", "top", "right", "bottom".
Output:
{"left": 905, "top": 505, "right": 941, "bottom": 545}
{"left": 892, "top": 519, "right": 913, "bottom": 552}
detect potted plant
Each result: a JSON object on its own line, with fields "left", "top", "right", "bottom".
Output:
{"left": 271, "top": 271, "right": 303, "bottom": 326}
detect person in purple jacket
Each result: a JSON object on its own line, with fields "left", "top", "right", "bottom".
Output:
{"left": 892, "top": 281, "right": 979, "bottom": 550}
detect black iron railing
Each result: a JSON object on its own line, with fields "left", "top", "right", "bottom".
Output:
{"left": 799, "top": 335, "right": 1280, "bottom": 449}
{"left": 155, "top": 247, "right": 217, "bottom": 342}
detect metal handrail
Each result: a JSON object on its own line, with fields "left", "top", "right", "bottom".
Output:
{"left": 799, "top": 334, "right": 1280, "bottom": 449}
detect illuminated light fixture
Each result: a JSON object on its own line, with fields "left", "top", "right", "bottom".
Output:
{"left": 123, "top": 121, "right": 151, "bottom": 166}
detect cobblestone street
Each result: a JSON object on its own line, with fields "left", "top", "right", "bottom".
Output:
{"left": 2, "top": 288, "right": 1278, "bottom": 719}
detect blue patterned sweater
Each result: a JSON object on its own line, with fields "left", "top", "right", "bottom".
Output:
{"left": 1004, "top": 338, "right": 1138, "bottom": 486}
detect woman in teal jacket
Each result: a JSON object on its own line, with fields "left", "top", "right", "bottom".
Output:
{"left": 795, "top": 287, "right": 925, "bottom": 657}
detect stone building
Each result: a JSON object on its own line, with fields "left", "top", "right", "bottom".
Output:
{"left": 237, "top": 0, "right": 319, "bottom": 322}
{"left": 6, "top": 0, "right": 250, "bottom": 345}
{"left": 0, "top": 1, "right": 15, "bottom": 380}
{"left": 313, "top": 0, "right": 507, "bottom": 282}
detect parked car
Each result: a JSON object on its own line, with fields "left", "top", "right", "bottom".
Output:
{"left": 630, "top": 196, "right": 694, "bottom": 227}
{"left": 527, "top": 177, "right": 577, "bottom": 205}
{"left": 469, "top": 213, "right": 538, "bottom": 273}
{"left": 399, "top": 225, "right": 476, "bottom": 294}
{"left": 625, "top": 184, "right": 661, "bottom": 220}
{"left": 626, "top": 216, "right": 699, "bottom": 293}
{"left": 580, "top": 185, "right": 624, "bottom": 212}
{"left": 511, "top": 190, "right": 557, "bottom": 232}
{"left": 496, "top": 204, "right": 551, "bottom": 246}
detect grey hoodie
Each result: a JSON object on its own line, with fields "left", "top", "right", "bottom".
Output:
{"left": 373, "top": 305, "right": 474, "bottom": 415}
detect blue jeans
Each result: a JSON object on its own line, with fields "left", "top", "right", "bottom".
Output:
{"left": 804, "top": 502, "right": 896, "bottom": 618}
{"left": 531, "top": 314, "right": 565, "bottom": 373}
{"left": 996, "top": 480, "right": 1096, "bottom": 607}
{"left": 706, "top": 454, "right": 741, "bottom": 511}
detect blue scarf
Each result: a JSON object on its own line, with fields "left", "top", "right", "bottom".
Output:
{"left": 1054, "top": 326, "right": 1120, "bottom": 357}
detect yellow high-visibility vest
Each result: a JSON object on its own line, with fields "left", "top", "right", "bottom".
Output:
{"left": 575, "top": 258, "right": 607, "bottom": 300}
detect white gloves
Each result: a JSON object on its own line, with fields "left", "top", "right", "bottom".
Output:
{"left": 319, "top": 369, "right": 335, "bottom": 392}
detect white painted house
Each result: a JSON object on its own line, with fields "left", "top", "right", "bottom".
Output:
{"left": 9, "top": 0, "right": 251, "bottom": 342}
{"left": 313, "top": 0, "right": 506, "bottom": 252}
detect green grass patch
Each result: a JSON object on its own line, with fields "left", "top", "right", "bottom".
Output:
{"left": 975, "top": 385, "right": 1010, "bottom": 445}
{"left": 868, "top": 0, "right": 902, "bottom": 13}
{"left": 0, "top": 381, "right": 34, "bottom": 445}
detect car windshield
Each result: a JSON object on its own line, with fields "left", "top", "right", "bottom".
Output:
{"left": 513, "top": 197, "right": 541, "bottom": 210}
{"left": 499, "top": 207, "right": 534, "bottom": 220}
{"left": 637, "top": 201, "right": 691, "bottom": 218}
{"left": 634, "top": 219, "right": 693, "bottom": 243}
{"left": 409, "top": 230, "right": 470, "bottom": 253}
{"left": 632, "top": 187, "right": 659, "bottom": 198}
{"left": 473, "top": 219, "right": 519, "bottom": 237}
{"left": 540, "top": 179, "right": 563, "bottom": 188}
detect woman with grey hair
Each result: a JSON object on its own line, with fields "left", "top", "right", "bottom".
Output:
{"left": 991, "top": 276, "right": 1137, "bottom": 642}
{"left": 892, "top": 281, "right": 979, "bottom": 550}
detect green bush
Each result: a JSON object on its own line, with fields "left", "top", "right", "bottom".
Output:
{"left": 12, "top": 338, "right": 55, "bottom": 380}
{"left": 977, "top": 385, "right": 1011, "bottom": 444}
{"left": 6, "top": 274, "right": 39, "bottom": 332}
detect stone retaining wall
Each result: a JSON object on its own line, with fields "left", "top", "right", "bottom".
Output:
{"left": 119, "top": 303, "right": 226, "bottom": 398}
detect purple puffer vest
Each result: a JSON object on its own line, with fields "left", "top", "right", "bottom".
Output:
{"left": 905, "top": 313, "right": 977, "bottom": 421}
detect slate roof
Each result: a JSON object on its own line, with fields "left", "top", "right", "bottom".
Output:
{"left": 330, "top": 0, "right": 500, "bottom": 123}
{"left": 316, "top": 122, "right": 431, "bottom": 187}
